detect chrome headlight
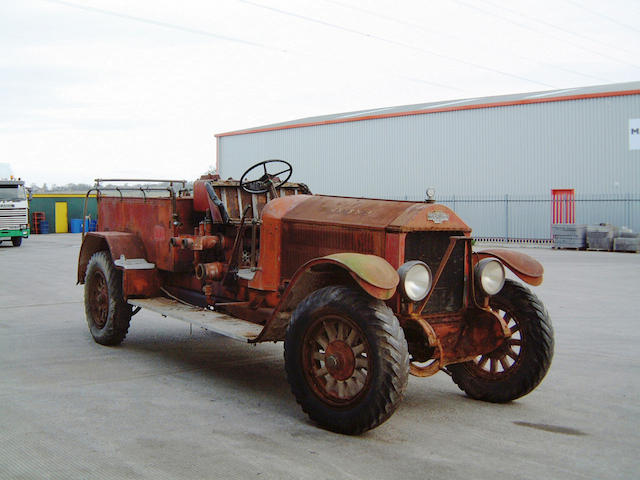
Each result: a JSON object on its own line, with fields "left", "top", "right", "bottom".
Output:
{"left": 398, "top": 261, "right": 432, "bottom": 302}
{"left": 474, "top": 258, "right": 505, "bottom": 296}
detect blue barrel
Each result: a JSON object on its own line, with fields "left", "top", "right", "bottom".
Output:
{"left": 39, "top": 221, "right": 49, "bottom": 234}
{"left": 89, "top": 219, "right": 98, "bottom": 232}
{"left": 69, "top": 219, "right": 83, "bottom": 233}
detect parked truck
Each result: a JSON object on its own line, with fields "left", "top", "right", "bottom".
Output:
{"left": 78, "top": 160, "right": 554, "bottom": 434}
{"left": 0, "top": 179, "right": 30, "bottom": 247}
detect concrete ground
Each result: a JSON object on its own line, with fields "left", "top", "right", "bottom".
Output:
{"left": 1, "top": 234, "right": 638, "bottom": 480}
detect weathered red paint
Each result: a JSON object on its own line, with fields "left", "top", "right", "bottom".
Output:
{"left": 79, "top": 165, "right": 555, "bottom": 435}
{"left": 98, "top": 196, "right": 194, "bottom": 272}
{"left": 79, "top": 176, "right": 537, "bottom": 372}
{"left": 77, "top": 231, "right": 147, "bottom": 283}
{"left": 123, "top": 269, "right": 160, "bottom": 298}
{"left": 248, "top": 194, "right": 310, "bottom": 291}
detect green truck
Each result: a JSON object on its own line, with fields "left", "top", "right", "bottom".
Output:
{"left": 0, "top": 179, "right": 30, "bottom": 247}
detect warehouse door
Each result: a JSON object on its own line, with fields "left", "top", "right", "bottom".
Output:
{"left": 55, "top": 202, "right": 68, "bottom": 233}
{"left": 551, "top": 189, "right": 575, "bottom": 224}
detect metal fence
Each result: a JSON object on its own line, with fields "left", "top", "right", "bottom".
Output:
{"left": 393, "top": 194, "right": 640, "bottom": 243}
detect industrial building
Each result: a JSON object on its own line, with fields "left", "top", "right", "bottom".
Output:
{"left": 216, "top": 82, "right": 640, "bottom": 241}
{"left": 29, "top": 194, "right": 97, "bottom": 234}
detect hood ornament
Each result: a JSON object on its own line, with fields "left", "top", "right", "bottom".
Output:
{"left": 427, "top": 211, "right": 449, "bottom": 224}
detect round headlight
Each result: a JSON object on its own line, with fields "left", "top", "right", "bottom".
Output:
{"left": 398, "top": 261, "right": 432, "bottom": 302}
{"left": 475, "top": 258, "right": 505, "bottom": 296}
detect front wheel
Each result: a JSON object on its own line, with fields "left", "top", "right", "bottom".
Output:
{"left": 447, "top": 279, "right": 554, "bottom": 403}
{"left": 11, "top": 237, "right": 22, "bottom": 247}
{"left": 84, "top": 251, "right": 132, "bottom": 345}
{"left": 285, "top": 286, "right": 409, "bottom": 434}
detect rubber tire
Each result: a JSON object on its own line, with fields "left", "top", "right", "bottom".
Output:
{"left": 284, "top": 286, "right": 409, "bottom": 435}
{"left": 84, "top": 251, "right": 132, "bottom": 346}
{"left": 11, "top": 237, "right": 22, "bottom": 247}
{"left": 448, "top": 279, "right": 554, "bottom": 403}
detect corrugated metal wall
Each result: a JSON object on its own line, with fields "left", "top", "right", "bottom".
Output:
{"left": 218, "top": 94, "right": 640, "bottom": 199}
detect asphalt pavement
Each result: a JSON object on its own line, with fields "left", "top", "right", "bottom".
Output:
{"left": 1, "top": 234, "right": 638, "bottom": 479}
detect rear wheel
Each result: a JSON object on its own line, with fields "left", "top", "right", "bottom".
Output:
{"left": 285, "top": 286, "right": 409, "bottom": 434}
{"left": 447, "top": 279, "right": 553, "bottom": 402}
{"left": 11, "top": 237, "right": 22, "bottom": 247}
{"left": 84, "top": 251, "right": 132, "bottom": 345}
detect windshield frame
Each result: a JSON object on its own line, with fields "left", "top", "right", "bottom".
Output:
{"left": 0, "top": 184, "right": 27, "bottom": 202}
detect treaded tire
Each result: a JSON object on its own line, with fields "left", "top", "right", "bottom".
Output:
{"left": 84, "top": 251, "right": 132, "bottom": 346}
{"left": 284, "top": 286, "right": 409, "bottom": 435}
{"left": 448, "top": 279, "right": 553, "bottom": 403}
{"left": 11, "top": 237, "right": 22, "bottom": 247}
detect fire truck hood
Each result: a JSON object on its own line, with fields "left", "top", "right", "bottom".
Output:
{"left": 262, "top": 195, "right": 471, "bottom": 233}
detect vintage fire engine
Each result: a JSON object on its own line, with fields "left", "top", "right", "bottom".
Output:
{"left": 78, "top": 160, "right": 553, "bottom": 434}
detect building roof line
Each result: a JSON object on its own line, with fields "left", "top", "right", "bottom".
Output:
{"left": 216, "top": 85, "right": 640, "bottom": 138}
{"left": 32, "top": 193, "right": 97, "bottom": 198}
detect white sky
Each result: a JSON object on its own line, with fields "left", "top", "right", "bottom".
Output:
{"left": 1, "top": 0, "right": 639, "bottom": 186}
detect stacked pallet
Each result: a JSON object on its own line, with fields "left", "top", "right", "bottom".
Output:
{"left": 586, "top": 225, "right": 618, "bottom": 251}
{"left": 553, "top": 223, "right": 639, "bottom": 253}
{"left": 552, "top": 224, "right": 587, "bottom": 249}
{"left": 613, "top": 230, "right": 640, "bottom": 253}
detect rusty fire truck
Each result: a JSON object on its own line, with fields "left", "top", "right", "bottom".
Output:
{"left": 78, "top": 160, "right": 553, "bottom": 434}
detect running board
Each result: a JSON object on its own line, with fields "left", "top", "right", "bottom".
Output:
{"left": 128, "top": 297, "right": 263, "bottom": 342}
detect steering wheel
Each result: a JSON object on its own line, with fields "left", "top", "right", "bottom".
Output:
{"left": 240, "top": 160, "right": 293, "bottom": 194}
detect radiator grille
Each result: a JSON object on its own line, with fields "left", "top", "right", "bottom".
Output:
{"left": 0, "top": 208, "right": 28, "bottom": 229}
{"left": 281, "top": 222, "right": 385, "bottom": 279}
{"left": 404, "top": 231, "right": 465, "bottom": 313}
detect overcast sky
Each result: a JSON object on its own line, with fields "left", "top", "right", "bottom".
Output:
{"left": 1, "top": 0, "right": 639, "bottom": 186}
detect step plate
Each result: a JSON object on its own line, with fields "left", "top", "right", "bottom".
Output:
{"left": 128, "top": 297, "right": 263, "bottom": 342}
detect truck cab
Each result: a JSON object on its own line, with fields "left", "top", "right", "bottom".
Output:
{"left": 0, "top": 179, "right": 30, "bottom": 247}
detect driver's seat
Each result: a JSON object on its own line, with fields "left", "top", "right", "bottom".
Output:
{"left": 193, "top": 179, "right": 230, "bottom": 223}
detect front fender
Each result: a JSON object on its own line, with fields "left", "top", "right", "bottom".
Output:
{"left": 253, "top": 253, "right": 399, "bottom": 343}
{"left": 321, "top": 253, "right": 399, "bottom": 299}
{"left": 474, "top": 248, "right": 544, "bottom": 286}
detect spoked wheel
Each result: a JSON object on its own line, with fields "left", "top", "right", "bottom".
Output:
{"left": 285, "top": 286, "right": 409, "bottom": 435}
{"left": 469, "top": 312, "right": 522, "bottom": 378}
{"left": 88, "top": 270, "right": 109, "bottom": 329}
{"left": 448, "top": 279, "right": 553, "bottom": 403}
{"left": 84, "top": 251, "right": 132, "bottom": 346}
{"left": 302, "top": 314, "right": 372, "bottom": 406}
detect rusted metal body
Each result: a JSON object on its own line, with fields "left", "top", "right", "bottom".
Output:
{"left": 78, "top": 165, "right": 555, "bottom": 435}
{"left": 78, "top": 174, "right": 544, "bottom": 376}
